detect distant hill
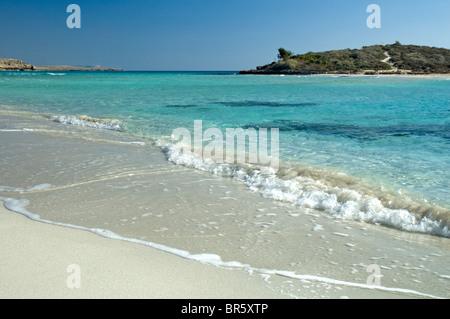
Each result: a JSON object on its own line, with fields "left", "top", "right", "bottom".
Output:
{"left": 240, "top": 42, "right": 450, "bottom": 75}
{"left": 0, "top": 59, "right": 122, "bottom": 71}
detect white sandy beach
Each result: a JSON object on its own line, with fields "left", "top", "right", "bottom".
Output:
{"left": 0, "top": 202, "right": 290, "bottom": 299}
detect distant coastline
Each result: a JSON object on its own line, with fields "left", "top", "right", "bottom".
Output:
{"left": 0, "top": 58, "right": 122, "bottom": 72}
{"left": 240, "top": 42, "right": 450, "bottom": 76}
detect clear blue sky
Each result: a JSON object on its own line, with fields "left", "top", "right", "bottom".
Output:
{"left": 1, "top": 0, "right": 449, "bottom": 70}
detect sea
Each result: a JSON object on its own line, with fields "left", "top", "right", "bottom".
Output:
{"left": 1, "top": 71, "right": 448, "bottom": 238}
{"left": 2, "top": 70, "right": 450, "bottom": 298}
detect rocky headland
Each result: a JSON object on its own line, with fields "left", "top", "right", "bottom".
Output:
{"left": 240, "top": 42, "right": 450, "bottom": 75}
{"left": 0, "top": 58, "right": 122, "bottom": 71}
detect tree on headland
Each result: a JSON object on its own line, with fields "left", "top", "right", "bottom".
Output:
{"left": 277, "top": 48, "right": 293, "bottom": 61}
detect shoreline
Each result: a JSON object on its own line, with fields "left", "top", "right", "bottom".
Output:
{"left": 1, "top": 112, "right": 449, "bottom": 299}
{"left": 0, "top": 201, "right": 288, "bottom": 299}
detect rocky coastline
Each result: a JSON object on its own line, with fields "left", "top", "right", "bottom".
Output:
{"left": 0, "top": 58, "right": 122, "bottom": 71}
{"left": 240, "top": 43, "right": 450, "bottom": 76}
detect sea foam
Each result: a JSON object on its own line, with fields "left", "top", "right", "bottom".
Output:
{"left": 161, "top": 140, "right": 450, "bottom": 238}
{"left": 44, "top": 114, "right": 125, "bottom": 131}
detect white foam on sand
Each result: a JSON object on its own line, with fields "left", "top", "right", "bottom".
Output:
{"left": 0, "top": 193, "right": 445, "bottom": 299}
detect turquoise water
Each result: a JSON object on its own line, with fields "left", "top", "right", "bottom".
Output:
{"left": 1, "top": 71, "right": 449, "bottom": 234}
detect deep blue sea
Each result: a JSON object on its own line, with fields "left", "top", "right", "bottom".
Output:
{"left": 1, "top": 71, "right": 449, "bottom": 236}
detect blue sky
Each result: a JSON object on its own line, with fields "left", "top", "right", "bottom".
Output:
{"left": 1, "top": 0, "right": 449, "bottom": 70}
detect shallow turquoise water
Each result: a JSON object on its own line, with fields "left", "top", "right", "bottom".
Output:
{"left": 1, "top": 71, "right": 449, "bottom": 210}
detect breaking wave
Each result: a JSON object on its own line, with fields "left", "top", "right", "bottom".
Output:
{"left": 160, "top": 140, "right": 450, "bottom": 238}
{"left": 43, "top": 114, "right": 126, "bottom": 131}
{"left": 21, "top": 109, "right": 450, "bottom": 238}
